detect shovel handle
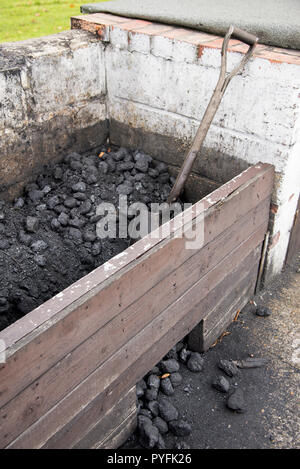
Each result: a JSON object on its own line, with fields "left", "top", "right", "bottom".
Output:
{"left": 167, "top": 25, "right": 258, "bottom": 204}
{"left": 232, "top": 26, "right": 258, "bottom": 46}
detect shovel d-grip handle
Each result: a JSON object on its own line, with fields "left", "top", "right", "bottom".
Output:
{"left": 167, "top": 25, "right": 258, "bottom": 204}
{"left": 231, "top": 26, "right": 258, "bottom": 46}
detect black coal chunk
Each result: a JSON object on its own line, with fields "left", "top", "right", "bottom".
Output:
{"left": 153, "top": 416, "right": 168, "bottom": 434}
{"left": 212, "top": 375, "right": 230, "bottom": 393}
{"left": 256, "top": 305, "right": 272, "bottom": 317}
{"left": 187, "top": 352, "right": 204, "bottom": 372}
{"left": 160, "top": 377, "right": 175, "bottom": 396}
{"left": 169, "top": 419, "right": 192, "bottom": 437}
{"left": 139, "top": 422, "right": 159, "bottom": 449}
{"left": 218, "top": 359, "right": 239, "bottom": 377}
{"left": 227, "top": 388, "right": 246, "bottom": 413}
{"left": 158, "top": 397, "right": 179, "bottom": 422}
{"left": 160, "top": 359, "right": 180, "bottom": 373}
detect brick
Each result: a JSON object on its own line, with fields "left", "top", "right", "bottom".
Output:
{"left": 129, "top": 31, "right": 150, "bottom": 54}
{"left": 134, "top": 24, "right": 175, "bottom": 36}
{"left": 89, "top": 13, "right": 131, "bottom": 24}
{"left": 114, "top": 19, "right": 152, "bottom": 32}
{"left": 72, "top": 13, "right": 130, "bottom": 26}
{"left": 255, "top": 47, "right": 300, "bottom": 65}
{"left": 172, "top": 39, "right": 198, "bottom": 64}
{"left": 110, "top": 26, "right": 129, "bottom": 50}
{"left": 71, "top": 17, "right": 110, "bottom": 41}
{"left": 162, "top": 28, "right": 195, "bottom": 40}
{"left": 151, "top": 35, "right": 173, "bottom": 60}
{"left": 174, "top": 31, "right": 219, "bottom": 45}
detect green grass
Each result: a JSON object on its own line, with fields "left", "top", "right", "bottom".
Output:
{"left": 0, "top": 0, "right": 108, "bottom": 42}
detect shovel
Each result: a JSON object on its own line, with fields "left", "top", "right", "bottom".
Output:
{"left": 167, "top": 25, "right": 258, "bottom": 203}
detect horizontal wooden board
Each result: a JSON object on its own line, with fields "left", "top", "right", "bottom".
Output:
{"left": 202, "top": 282, "right": 256, "bottom": 351}
{"left": 0, "top": 200, "right": 270, "bottom": 447}
{"left": 0, "top": 164, "right": 274, "bottom": 412}
{"left": 8, "top": 229, "right": 266, "bottom": 449}
{"left": 60, "top": 386, "right": 136, "bottom": 450}
{"left": 97, "top": 410, "right": 137, "bottom": 449}
{"left": 74, "top": 387, "right": 136, "bottom": 450}
{"left": 188, "top": 259, "right": 260, "bottom": 351}
{"left": 203, "top": 260, "right": 260, "bottom": 334}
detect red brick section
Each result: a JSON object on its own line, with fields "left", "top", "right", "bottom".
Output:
{"left": 129, "top": 23, "right": 175, "bottom": 36}
{"left": 71, "top": 13, "right": 300, "bottom": 66}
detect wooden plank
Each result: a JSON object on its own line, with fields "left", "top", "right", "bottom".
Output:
{"left": 201, "top": 281, "right": 256, "bottom": 351}
{"left": 97, "top": 410, "right": 136, "bottom": 450}
{"left": 7, "top": 229, "right": 265, "bottom": 449}
{"left": 0, "top": 205, "right": 268, "bottom": 448}
{"left": 54, "top": 386, "right": 137, "bottom": 450}
{"left": 203, "top": 260, "right": 259, "bottom": 334}
{"left": 0, "top": 199, "right": 270, "bottom": 447}
{"left": 73, "top": 387, "right": 136, "bottom": 449}
{"left": 0, "top": 164, "right": 274, "bottom": 410}
{"left": 97, "top": 410, "right": 137, "bottom": 449}
{"left": 188, "top": 260, "right": 259, "bottom": 351}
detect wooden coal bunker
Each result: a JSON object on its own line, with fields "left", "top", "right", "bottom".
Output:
{"left": 0, "top": 21, "right": 276, "bottom": 449}
{"left": 0, "top": 148, "right": 274, "bottom": 448}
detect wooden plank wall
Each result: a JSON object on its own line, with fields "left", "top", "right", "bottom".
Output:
{"left": 0, "top": 164, "right": 274, "bottom": 449}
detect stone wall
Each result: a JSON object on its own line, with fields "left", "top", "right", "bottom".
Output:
{"left": 0, "top": 30, "right": 108, "bottom": 200}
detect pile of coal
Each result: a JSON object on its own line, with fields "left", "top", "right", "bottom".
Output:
{"left": 134, "top": 342, "right": 205, "bottom": 449}
{"left": 0, "top": 145, "right": 179, "bottom": 331}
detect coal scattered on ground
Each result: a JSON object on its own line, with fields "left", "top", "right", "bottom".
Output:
{"left": 0, "top": 144, "right": 180, "bottom": 331}
{"left": 122, "top": 295, "right": 296, "bottom": 450}
{"left": 124, "top": 336, "right": 251, "bottom": 449}
{"left": 123, "top": 259, "right": 300, "bottom": 450}
{"left": 124, "top": 336, "right": 264, "bottom": 449}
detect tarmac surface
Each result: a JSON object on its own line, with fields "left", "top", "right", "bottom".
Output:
{"left": 125, "top": 255, "right": 300, "bottom": 449}
{"left": 81, "top": 0, "right": 300, "bottom": 50}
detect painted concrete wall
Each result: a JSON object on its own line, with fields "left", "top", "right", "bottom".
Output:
{"left": 103, "top": 24, "right": 300, "bottom": 282}
{"left": 0, "top": 30, "right": 108, "bottom": 199}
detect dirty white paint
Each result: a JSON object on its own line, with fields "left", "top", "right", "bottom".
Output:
{"left": 104, "top": 33, "right": 300, "bottom": 281}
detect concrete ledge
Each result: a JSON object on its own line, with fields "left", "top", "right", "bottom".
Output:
{"left": 80, "top": 0, "right": 300, "bottom": 51}
{"left": 72, "top": 13, "right": 300, "bottom": 65}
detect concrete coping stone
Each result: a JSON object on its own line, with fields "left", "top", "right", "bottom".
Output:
{"left": 80, "top": 0, "right": 300, "bottom": 51}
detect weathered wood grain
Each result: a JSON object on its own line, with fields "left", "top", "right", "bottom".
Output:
{"left": 7, "top": 229, "right": 266, "bottom": 449}
{"left": 97, "top": 410, "right": 137, "bottom": 449}
{"left": 72, "top": 386, "right": 136, "bottom": 449}
{"left": 0, "top": 200, "right": 270, "bottom": 447}
{"left": 1, "top": 164, "right": 274, "bottom": 449}
{"left": 0, "top": 164, "right": 273, "bottom": 413}
{"left": 71, "top": 386, "right": 136, "bottom": 450}
{"left": 188, "top": 260, "right": 260, "bottom": 351}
